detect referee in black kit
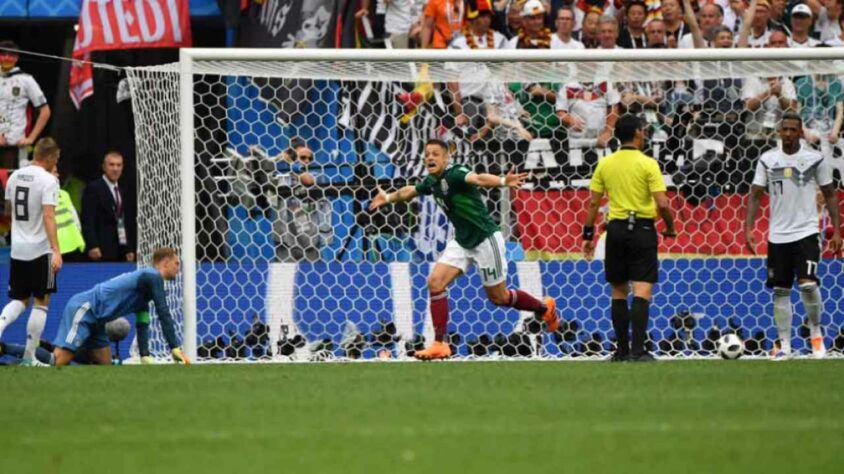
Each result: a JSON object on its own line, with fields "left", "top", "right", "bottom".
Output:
{"left": 582, "top": 114, "right": 677, "bottom": 362}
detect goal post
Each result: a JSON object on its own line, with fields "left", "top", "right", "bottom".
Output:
{"left": 128, "top": 47, "right": 844, "bottom": 362}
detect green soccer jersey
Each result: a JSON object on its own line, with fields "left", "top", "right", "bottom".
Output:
{"left": 414, "top": 164, "right": 500, "bottom": 249}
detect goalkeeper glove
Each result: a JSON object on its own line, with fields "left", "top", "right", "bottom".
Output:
{"left": 171, "top": 347, "right": 191, "bottom": 365}
{"left": 140, "top": 356, "right": 155, "bottom": 365}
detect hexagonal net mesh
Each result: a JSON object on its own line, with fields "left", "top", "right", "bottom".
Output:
{"left": 126, "top": 49, "right": 844, "bottom": 362}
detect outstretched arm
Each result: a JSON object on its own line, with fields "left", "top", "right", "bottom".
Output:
{"left": 369, "top": 185, "right": 419, "bottom": 210}
{"left": 465, "top": 169, "right": 528, "bottom": 189}
{"left": 744, "top": 184, "right": 765, "bottom": 255}
{"left": 142, "top": 273, "right": 189, "bottom": 364}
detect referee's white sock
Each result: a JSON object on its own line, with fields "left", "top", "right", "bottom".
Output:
{"left": 0, "top": 300, "right": 27, "bottom": 340}
{"left": 23, "top": 306, "right": 48, "bottom": 361}
{"left": 798, "top": 282, "right": 823, "bottom": 339}
{"left": 773, "top": 287, "right": 793, "bottom": 354}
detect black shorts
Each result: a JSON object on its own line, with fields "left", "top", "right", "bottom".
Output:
{"left": 8, "top": 254, "right": 57, "bottom": 300}
{"left": 604, "top": 219, "right": 659, "bottom": 284}
{"left": 766, "top": 234, "right": 821, "bottom": 289}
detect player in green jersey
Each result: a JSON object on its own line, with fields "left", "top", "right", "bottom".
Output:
{"left": 370, "top": 139, "right": 560, "bottom": 360}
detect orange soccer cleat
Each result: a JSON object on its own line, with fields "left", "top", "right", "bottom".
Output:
{"left": 541, "top": 297, "right": 560, "bottom": 333}
{"left": 414, "top": 341, "right": 452, "bottom": 361}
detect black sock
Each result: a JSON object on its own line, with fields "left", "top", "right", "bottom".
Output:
{"left": 611, "top": 299, "right": 630, "bottom": 354}
{"left": 630, "top": 297, "right": 650, "bottom": 355}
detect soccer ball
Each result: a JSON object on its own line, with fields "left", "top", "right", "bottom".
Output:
{"left": 717, "top": 334, "right": 744, "bottom": 360}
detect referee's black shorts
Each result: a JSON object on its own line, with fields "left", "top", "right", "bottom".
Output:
{"left": 604, "top": 219, "right": 659, "bottom": 284}
{"left": 8, "top": 253, "right": 57, "bottom": 300}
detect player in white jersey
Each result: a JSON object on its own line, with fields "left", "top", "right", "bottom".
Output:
{"left": 744, "top": 112, "right": 841, "bottom": 359}
{"left": 0, "top": 137, "right": 62, "bottom": 366}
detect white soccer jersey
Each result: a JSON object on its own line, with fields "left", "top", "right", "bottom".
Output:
{"left": 752, "top": 146, "right": 833, "bottom": 244}
{"left": 4, "top": 164, "right": 59, "bottom": 260}
{"left": 0, "top": 68, "right": 47, "bottom": 144}
{"left": 555, "top": 82, "right": 620, "bottom": 140}
{"left": 448, "top": 30, "right": 508, "bottom": 99}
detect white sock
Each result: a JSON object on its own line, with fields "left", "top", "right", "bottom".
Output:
{"left": 23, "top": 306, "right": 47, "bottom": 361}
{"left": 773, "top": 288, "right": 793, "bottom": 353}
{"left": 799, "top": 282, "right": 823, "bottom": 340}
{"left": 0, "top": 300, "right": 27, "bottom": 339}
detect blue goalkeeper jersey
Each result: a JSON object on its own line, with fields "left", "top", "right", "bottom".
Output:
{"left": 81, "top": 268, "right": 179, "bottom": 350}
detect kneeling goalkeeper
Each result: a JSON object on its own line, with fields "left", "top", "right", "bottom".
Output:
{"left": 52, "top": 247, "right": 190, "bottom": 366}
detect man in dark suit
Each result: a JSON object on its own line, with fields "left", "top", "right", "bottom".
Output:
{"left": 81, "top": 151, "right": 135, "bottom": 262}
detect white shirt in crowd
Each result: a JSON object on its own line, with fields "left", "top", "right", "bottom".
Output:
{"left": 789, "top": 36, "right": 820, "bottom": 48}
{"left": 815, "top": 7, "right": 842, "bottom": 43}
{"left": 4, "top": 164, "right": 58, "bottom": 261}
{"left": 555, "top": 82, "right": 620, "bottom": 140}
{"left": 741, "top": 76, "right": 797, "bottom": 137}
{"left": 551, "top": 35, "right": 585, "bottom": 49}
{"left": 448, "top": 29, "right": 509, "bottom": 99}
{"left": 746, "top": 28, "right": 772, "bottom": 48}
{"left": 752, "top": 145, "right": 833, "bottom": 243}
{"left": 678, "top": 32, "right": 709, "bottom": 49}
{"left": 383, "top": 0, "right": 425, "bottom": 36}
{"left": 0, "top": 67, "right": 47, "bottom": 144}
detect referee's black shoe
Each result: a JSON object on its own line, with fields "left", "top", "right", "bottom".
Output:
{"left": 629, "top": 351, "right": 656, "bottom": 362}
{"left": 609, "top": 350, "right": 630, "bottom": 362}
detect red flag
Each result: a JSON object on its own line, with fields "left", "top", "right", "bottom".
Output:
{"left": 70, "top": 0, "right": 193, "bottom": 109}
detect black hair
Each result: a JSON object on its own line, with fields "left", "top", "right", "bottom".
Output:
{"left": 781, "top": 111, "right": 803, "bottom": 128}
{"left": 614, "top": 114, "right": 645, "bottom": 143}
{"left": 0, "top": 40, "right": 19, "bottom": 52}
{"left": 425, "top": 138, "right": 450, "bottom": 152}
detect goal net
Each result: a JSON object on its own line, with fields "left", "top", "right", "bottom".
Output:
{"left": 127, "top": 48, "right": 844, "bottom": 361}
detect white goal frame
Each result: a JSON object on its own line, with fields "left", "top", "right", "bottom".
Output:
{"left": 176, "top": 47, "right": 844, "bottom": 361}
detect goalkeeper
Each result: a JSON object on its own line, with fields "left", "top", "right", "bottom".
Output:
{"left": 370, "top": 139, "right": 559, "bottom": 360}
{"left": 52, "top": 247, "right": 190, "bottom": 366}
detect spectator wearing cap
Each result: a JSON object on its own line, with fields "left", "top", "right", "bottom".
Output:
{"left": 0, "top": 40, "right": 51, "bottom": 169}
{"left": 790, "top": 4, "right": 820, "bottom": 47}
{"left": 506, "top": 0, "right": 555, "bottom": 48}
{"left": 421, "top": 0, "right": 466, "bottom": 49}
{"left": 618, "top": 1, "right": 649, "bottom": 48}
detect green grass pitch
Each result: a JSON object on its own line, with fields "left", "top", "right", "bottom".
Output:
{"left": 1, "top": 360, "right": 842, "bottom": 473}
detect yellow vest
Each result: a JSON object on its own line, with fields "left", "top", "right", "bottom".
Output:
{"left": 56, "top": 190, "right": 86, "bottom": 254}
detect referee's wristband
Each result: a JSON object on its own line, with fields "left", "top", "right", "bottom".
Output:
{"left": 582, "top": 226, "right": 595, "bottom": 241}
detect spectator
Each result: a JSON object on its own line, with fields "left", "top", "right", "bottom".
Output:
{"left": 547, "top": 0, "right": 585, "bottom": 30}
{"left": 502, "top": 0, "right": 525, "bottom": 37}
{"left": 645, "top": 18, "right": 668, "bottom": 46}
{"left": 741, "top": 31, "right": 798, "bottom": 143}
{"left": 823, "top": 11, "right": 844, "bottom": 44}
{"left": 617, "top": 1, "right": 649, "bottom": 48}
{"left": 576, "top": 9, "right": 602, "bottom": 47}
{"left": 50, "top": 165, "right": 85, "bottom": 262}
{"left": 807, "top": 0, "right": 843, "bottom": 42}
{"left": 81, "top": 151, "right": 136, "bottom": 262}
{"left": 356, "top": 0, "right": 426, "bottom": 49}
{"left": 272, "top": 142, "right": 332, "bottom": 262}
{"left": 598, "top": 14, "right": 621, "bottom": 49}
{"left": 737, "top": 0, "right": 773, "bottom": 48}
{"left": 556, "top": 80, "right": 621, "bottom": 149}
{"left": 678, "top": 2, "right": 723, "bottom": 48}
{"left": 769, "top": 0, "right": 788, "bottom": 33}
{"left": 507, "top": 1, "right": 566, "bottom": 181}
{"left": 448, "top": 0, "right": 508, "bottom": 130}
{"left": 796, "top": 66, "right": 844, "bottom": 161}
{"left": 506, "top": 0, "right": 554, "bottom": 48}
{"left": 722, "top": 0, "right": 747, "bottom": 33}
{"left": 789, "top": 4, "right": 821, "bottom": 48}
{"left": 0, "top": 40, "right": 51, "bottom": 169}
{"left": 552, "top": 6, "right": 586, "bottom": 48}
{"left": 421, "top": 0, "right": 466, "bottom": 49}
{"left": 661, "top": 0, "right": 690, "bottom": 46}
